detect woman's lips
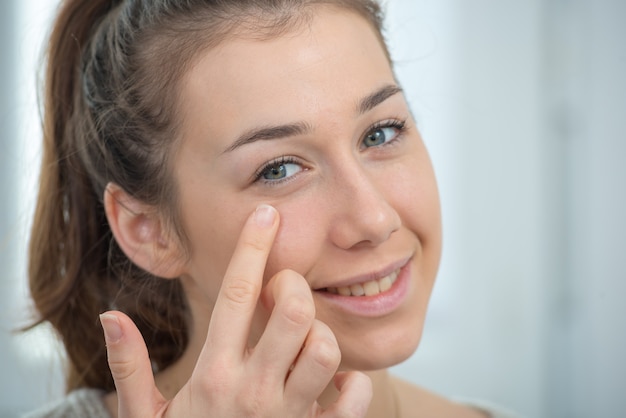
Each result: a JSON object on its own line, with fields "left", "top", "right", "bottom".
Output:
{"left": 325, "top": 268, "right": 399, "bottom": 296}
{"left": 313, "top": 257, "right": 413, "bottom": 317}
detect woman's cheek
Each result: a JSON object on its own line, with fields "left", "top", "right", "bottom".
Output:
{"left": 264, "top": 196, "right": 327, "bottom": 281}
{"left": 182, "top": 197, "right": 258, "bottom": 302}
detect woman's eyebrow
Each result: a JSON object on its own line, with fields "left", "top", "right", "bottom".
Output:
{"left": 357, "top": 84, "right": 403, "bottom": 115}
{"left": 223, "top": 84, "right": 403, "bottom": 154}
{"left": 223, "top": 122, "right": 312, "bottom": 153}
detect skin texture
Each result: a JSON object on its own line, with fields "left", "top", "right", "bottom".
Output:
{"left": 102, "top": 6, "right": 487, "bottom": 418}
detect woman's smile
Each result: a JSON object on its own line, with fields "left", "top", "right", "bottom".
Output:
{"left": 314, "top": 255, "right": 414, "bottom": 317}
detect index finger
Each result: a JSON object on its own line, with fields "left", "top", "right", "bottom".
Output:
{"left": 204, "top": 204, "right": 279, "bottom": 358}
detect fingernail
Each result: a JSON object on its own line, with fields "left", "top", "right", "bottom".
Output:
{"left": 254, "top": 204, "right": 277, "bottom": 228}
{"left": 100, "top": 313, "right": 123, "bottom": 344}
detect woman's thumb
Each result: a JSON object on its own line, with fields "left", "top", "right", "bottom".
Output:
{"left": 100, "top": 311, "right": 165, "bottom": 417}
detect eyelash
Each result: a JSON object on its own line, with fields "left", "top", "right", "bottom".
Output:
{"left": 253, "top": 118, "right": 408, "bottom": 185}
{"left": 253, "top": 155, "right": 303, "bottom": 185}
{"left": 362, "top": 118, "right": 407, "bottom": 150}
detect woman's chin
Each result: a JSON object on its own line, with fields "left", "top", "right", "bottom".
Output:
{"left": 338, "top": 331, "right": 422, "bottom": 372}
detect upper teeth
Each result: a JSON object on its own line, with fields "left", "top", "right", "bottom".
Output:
{"left": 326, "top": 270, "right": 399, "bottom": 297}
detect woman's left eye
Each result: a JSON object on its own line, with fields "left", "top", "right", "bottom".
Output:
{"left": 362, "top": 121, "right": 405, "bottom": 148}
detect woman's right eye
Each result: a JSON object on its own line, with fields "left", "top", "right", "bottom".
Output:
{"left": 255, "top": 157, "right": 304, "bottom": 183}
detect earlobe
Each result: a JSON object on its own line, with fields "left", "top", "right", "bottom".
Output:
{"left": 104, "top": 183, "right": 186, "bottom": 279}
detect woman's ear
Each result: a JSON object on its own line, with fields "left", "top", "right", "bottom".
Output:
{"left": 104, "top": 182, "right": 186, "bottom": 279}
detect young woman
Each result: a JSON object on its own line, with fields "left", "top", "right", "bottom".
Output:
{"left": 26, "top": 0, "right": 516, "bottom": 417}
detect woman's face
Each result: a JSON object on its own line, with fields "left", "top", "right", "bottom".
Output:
{"left": 172, "top": 7, "right": 441, "bottom": 371}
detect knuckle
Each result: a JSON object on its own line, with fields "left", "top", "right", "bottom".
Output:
{"left": 108, "top": 357, "right": 138, "bottom": 383}
{"left": 223, "top": 276, "right": 258, "bottom": 306}
{"left": 195, "top": 362, "right": 234, "bottom": 398}
{"left": 210, "top": 383, "right": 266, "bottom": 418}
{"left": 243, "top": 234, "right": 270, "bottom": 255}
{"left": 308, "top": 336, "right": 341, "bottom": 371}
{"left": 274, "top": 269, "right": 315, "bottom": 328}
{"left": 281, "top": 295, "right": 315, "bottom": 327}
{"left": 196, "top": 376, "right": 226, "bottom": 400}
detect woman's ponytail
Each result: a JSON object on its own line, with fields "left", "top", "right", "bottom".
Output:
{"left": 30, "top": 0, "right": 192, "bottom": 393}
{"left": 29, "top": 0, "right": 131, "bottom": 392}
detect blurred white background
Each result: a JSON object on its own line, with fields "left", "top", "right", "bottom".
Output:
{"left": 1, "top": 0, "right": 624, "bottom": 417}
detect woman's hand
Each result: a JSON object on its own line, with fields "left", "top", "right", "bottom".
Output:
{"left": 100, "top": 204, "right": 372, "bottom": 417}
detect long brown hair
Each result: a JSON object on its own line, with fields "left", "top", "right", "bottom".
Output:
{"left": 28, "top": 0, "right": 389, "bottom": 393}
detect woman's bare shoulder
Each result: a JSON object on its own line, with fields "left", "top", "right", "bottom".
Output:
{"left": 391, "top": 375, "right": 489, "bottom": 418}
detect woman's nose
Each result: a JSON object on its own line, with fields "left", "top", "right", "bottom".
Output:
{"left": 327, "top": 166, "right": 401, "bottom": 250}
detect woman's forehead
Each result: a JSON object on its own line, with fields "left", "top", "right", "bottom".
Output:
{"left": 177, "top": 8, "right": 395, "bottom": 152}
